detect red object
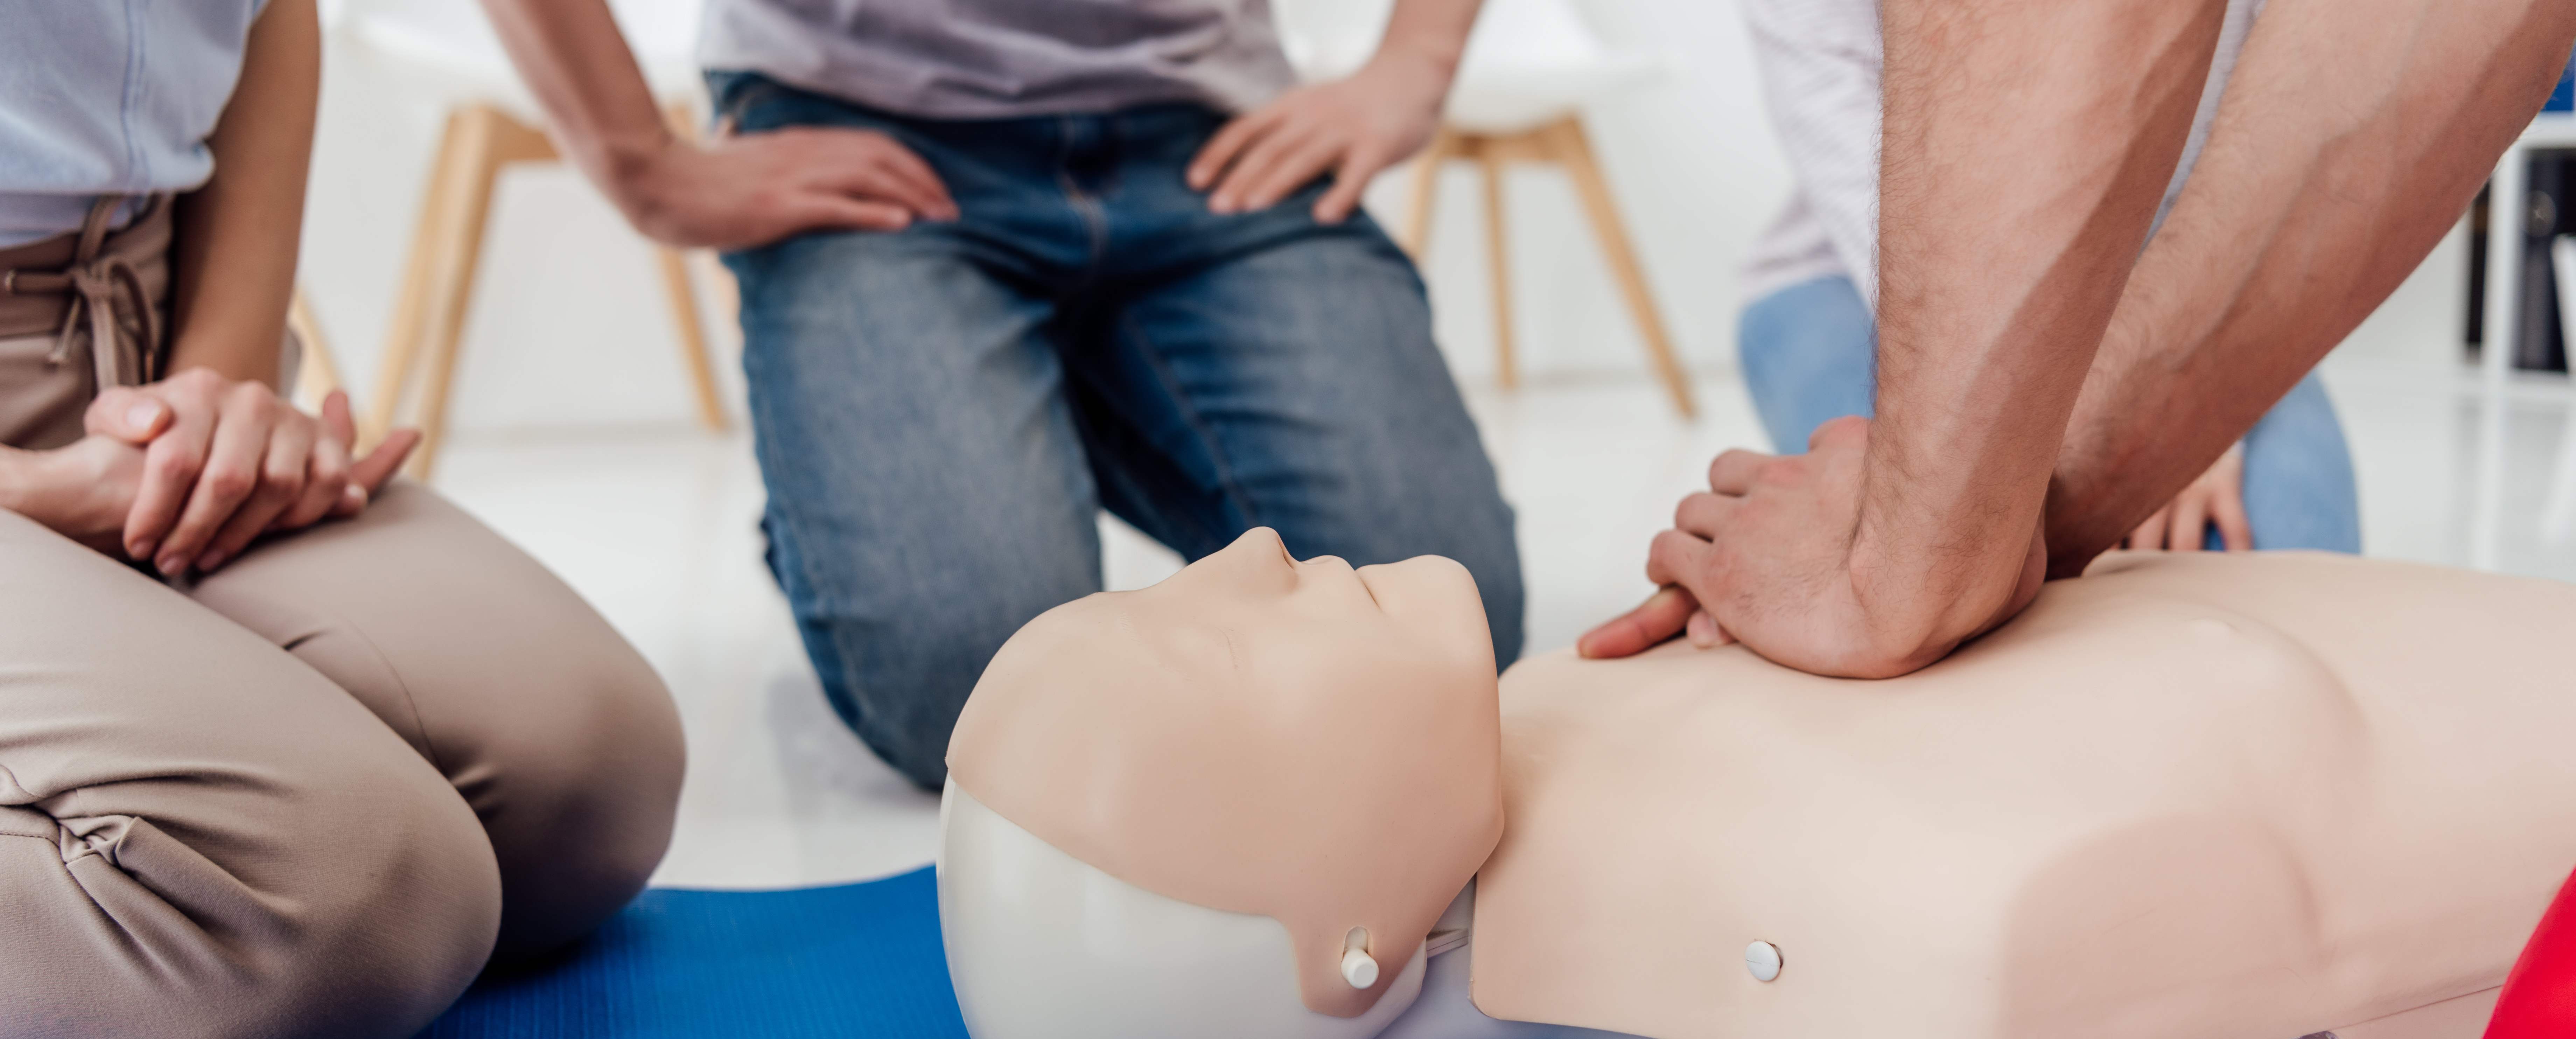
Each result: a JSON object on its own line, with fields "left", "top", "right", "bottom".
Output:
{"left": 2486, "top": 865, "right": 2576, "bottom": 1038}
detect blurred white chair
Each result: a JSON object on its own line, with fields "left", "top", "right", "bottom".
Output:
{"left": 327, "top": 0, "right": 727, "bottom": 478}
{"left": 1275, "top": 0, "right": 1689, "bottom": 416}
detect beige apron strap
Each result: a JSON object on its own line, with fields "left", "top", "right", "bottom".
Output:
{"left": 38, "top": 195, "right": 161, "bottom": 390}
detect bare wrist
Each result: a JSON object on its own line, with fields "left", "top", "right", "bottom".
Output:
{"left": 0, "top": 446, "right": 74, "bottom": 531}
{"left": 588, "top": 128, "right": 685, "bottom": 215}
{"left": 0, "top": 447, "right": 42, "bottom": 518}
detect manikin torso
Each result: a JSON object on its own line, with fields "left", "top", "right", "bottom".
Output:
{"left": 938, "top": 535, "right": 2576, "bottom": 1039}
{"left": 1474, "top": 551, "right": 2576, "bottom": 1039}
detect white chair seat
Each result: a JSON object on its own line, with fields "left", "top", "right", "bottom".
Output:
{"left": 333, "top": 0, "right": 703, "bottom": 120}
{"left": 1274, "top": 0, "right": 1661, "bottom": 134}
{"left": 1445, "top": 52, "right": 1659, "bottom": 137}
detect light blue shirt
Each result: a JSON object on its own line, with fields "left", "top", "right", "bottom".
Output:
{"left": 0, "top": 0, "right": 270, "bottom": 248}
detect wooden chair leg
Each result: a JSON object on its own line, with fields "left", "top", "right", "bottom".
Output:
{"left": 366, "top": 112, "right": 477, "bottom": 453}
{"left": 1546, "top": 117, "right": 1696, "bottom": 418}
{"left": 653, "top": 100, "right": 730, "bottom": 431}
{"left": 287, "top": 286, "right": 345, "bottom": 410}
{"left": 1402, "top": 128, "right": 1463, "bottom": 258}
{"left": 389, "top": 104, "right": 556, "bottom": 480}
{"left": 1478, "top": 151, "right": 1519, "bottom": 390}
{"left": 655, "top": 246, "right": 728, "bottom": 430}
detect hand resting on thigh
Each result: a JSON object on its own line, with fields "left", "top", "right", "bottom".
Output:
{"left": 0, "top": 379, "right": 418, "bottom": 569}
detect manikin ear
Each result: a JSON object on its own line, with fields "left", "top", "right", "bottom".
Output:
{"left": 1356, "top": 556, "right": 1494, "bottom": 670}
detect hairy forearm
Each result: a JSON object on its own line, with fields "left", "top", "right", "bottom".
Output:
{"left": 1860, "top": 0, "right": 2225, "bottom": 656}
{"left": 165, "top": 0, "right": 320, "bottom": 388}
{"left": 2045, "top": 0, "right": 2576, "bottom": 573}
{"left": 475, "top": 0, "right": 668, "bottom": 200}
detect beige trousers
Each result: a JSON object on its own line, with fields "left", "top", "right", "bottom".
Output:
{"left": 0, "top": 483, "right": 686, "bottom": 1038}
{"left": 0, "top": 200, "right": 682, "bottom": 1037}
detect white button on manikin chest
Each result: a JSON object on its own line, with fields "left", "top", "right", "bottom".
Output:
{"left": 1744, "top": 941, "right": 1783, "bottom": 982}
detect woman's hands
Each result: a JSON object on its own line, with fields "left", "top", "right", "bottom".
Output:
{"left": 85, "top": 368, "right": 419, "bottom": 574}
{"left": 0, "top": 436, "right": 148, "bottom": 556}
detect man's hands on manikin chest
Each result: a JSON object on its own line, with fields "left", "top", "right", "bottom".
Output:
{"left": 1576, "top": 417, "right": 2046, "bottom": 675}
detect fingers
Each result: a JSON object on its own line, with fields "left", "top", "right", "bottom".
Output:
{"left": 197, "top": 420, "right": 314, "bottom": 572}
{"left": 1188, "top": 108, "right": 1276, "bottom": 192}
{"left": 2210, "top": 483, "right": 2253, "bottom": 551}
{"left": 1809, "top": 414, "right": 1871, "bottom": 452}
{"left": 1643, "top": 527, "right": 1715, "bottom": 590}
{"left": 1230, "top": 130, "right": 1339, "bottom": 214}
{"left": 321, "top": 389, "right": 356, "bottom": 444}
{"left": 123, "top": 384, "right": 221, "bottom": 562}
{"left": 84, "top": 387, "right": 170, "bottom": 444}
{"left": 1684, "top": 609, "right": 1735, "bottom": 649}
{"left": 786, "top": 194, "right": 917, "bottom": 233}
{"left": 818, "top": 133, "right": 954, "bottom": 221}
{"left": 278, "top": 422, "right": 351, "bottom": 530}
{"left": 2169, "top": 490, "right": 2211, "bottom": 553}
{"left": 1575, "top": 584, "right": 1698, "bottom": 659}
{"left": 343, "top": 427, "right": 421, "bottom": 512}
{"left": 153, "top": 390, "right": 274, "bottom": 574}
{"left": 1209, "top": 117, "right": 1324, "bottom": 214}
{"left": 1674, "top": 491, "right": 1742, "bottom": 540}
{"left": 1706, "top": 448, "right": 1776, "bottom": 495}
{"left": 864, "top": 137, "right": 956, "bottom": 219}
{"left": 2127, "top": 504, "right": 2171, "bottom": 552}
{"left": 1310, "top": 146, "right": 1385, "bottom": 224}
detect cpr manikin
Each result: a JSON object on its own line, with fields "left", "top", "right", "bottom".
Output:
{"left": 939, "top": 527, "right": 1504, "bottom": 1039}
{"left": 941, "top": 532, "right": 2576, "bottom": 1039}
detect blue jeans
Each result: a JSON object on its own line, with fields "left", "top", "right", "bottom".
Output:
{"left": 712, "top": 74, "right": 1525, "bottom": 788}
{"left": 1737, "top": 275, "right": 2360, "bottom": 552}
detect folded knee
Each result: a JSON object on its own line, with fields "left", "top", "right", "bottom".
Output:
{"left": 0, "top": 747, "right": 502, "bottom": 1039}
{"left": 475, "top": 641, "right": 685, "bottom": 962}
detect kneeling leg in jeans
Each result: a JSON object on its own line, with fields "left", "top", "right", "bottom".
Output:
{"left": 732, "top": 218, "right": 1520, "bottom": 792}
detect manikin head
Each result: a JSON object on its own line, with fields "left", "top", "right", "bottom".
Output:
{"left": 939, "top": 528, "right": 1504, "bottom": 1039}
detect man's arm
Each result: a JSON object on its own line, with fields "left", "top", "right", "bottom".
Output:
{"left": 1582, "top": 0, "right": 2226, "bottom": 674}
{"left": 2044, "top": 0, "right": 2576, "bottom": 574}
{"left": 476, "top": 0, "right": 954, "bottom": 249}
{"left": 1188, "top": 0, "right": 1484, "bottom": 223}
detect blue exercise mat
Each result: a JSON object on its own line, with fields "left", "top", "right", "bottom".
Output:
{"left": 419, "top": 867, "right": 968, "bottom": 1039}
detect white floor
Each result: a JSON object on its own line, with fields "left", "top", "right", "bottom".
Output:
{"left": 425, "top": 357, "right": 2576, "bottom": 891}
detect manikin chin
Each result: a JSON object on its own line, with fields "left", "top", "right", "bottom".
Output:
{"left": 938, "top": 783, "right": 1432, "bottom": 1039}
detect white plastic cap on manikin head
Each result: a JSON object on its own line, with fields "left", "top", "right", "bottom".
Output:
{"left": 938, "top": 780, "right": 1430, "bottom": 1039}
{"left": 936, "top": 527, "right": 1506, "bottom": 1039}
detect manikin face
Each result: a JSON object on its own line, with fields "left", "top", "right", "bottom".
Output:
{"left": 941, "top": 528, "right": 1504, "bottom": 1038}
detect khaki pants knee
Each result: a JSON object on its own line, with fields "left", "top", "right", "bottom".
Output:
{"left": 0, "top": 510, "right": 500, "bottom": 1039}
{"left": 187, "top": 480, "right": 687, "bottom": 962}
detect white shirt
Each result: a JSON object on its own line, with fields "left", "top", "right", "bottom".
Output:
{"left": 0, "top": 1, "right": 270, "bottom": 248}
{"left": 1738, "top": 0, "right": 2265, "bottom": 308}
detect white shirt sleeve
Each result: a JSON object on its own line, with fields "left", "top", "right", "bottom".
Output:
{"left": 1738, "top": 0, "right": 1885, "bottom": 310}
